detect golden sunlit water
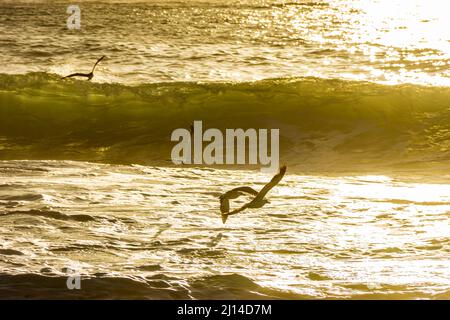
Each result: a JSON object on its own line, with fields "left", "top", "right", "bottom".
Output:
{"left": 0, "top": 0, "right": 448, "bottom": 85}
{"left": 0, "top": 0, "right": 449, "bottom": 300}
{"left": 0, "top": 161, "right": 449, "bottom": 299}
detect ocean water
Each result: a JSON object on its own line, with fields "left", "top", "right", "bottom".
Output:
{"left": 1, "top": 161, "right": 449, "bottom": 299}
{"left": 0, "top": 0, "right": 449, "bottom": 299}
{"left": 0, "top": 0, "right": 448, "bottom": 85}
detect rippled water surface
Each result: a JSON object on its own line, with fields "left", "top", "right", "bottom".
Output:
{"left": 1, "top": 161, "right": 449, "bottom": 299}
{"left": 0, "top": 0, "right": 448, "bottom": 85}
{"left": 1, "top": 0, "right": 449, "bottom": 300}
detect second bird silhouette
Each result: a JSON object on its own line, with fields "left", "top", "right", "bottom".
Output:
{"left": 62, "top": 56, "right": 105, "bottom": 81}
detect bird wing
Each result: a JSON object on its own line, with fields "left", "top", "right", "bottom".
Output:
{"left": 227, "top": 186, "right": 259, "bottom": 197}
{"left": 221, "top": 202, "right": 250, "bottom": 224}
{"left": 61, "top": 73, "right": 90, "bottom": 79}
{"left": 220, "top": 196, "right": 229, "bottom": 214}
{"left": 91, "top": 56, "right": 105, "bottom": 73}
{"left": 219, "top": 186, "right": 258, "bottom": 214}
{"left": 227, "top": 203, "right": 250, "bottom": 216}
{"left": 254, "top": 165, "right": 287, "bottom": 201}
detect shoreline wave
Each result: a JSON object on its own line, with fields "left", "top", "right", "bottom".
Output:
{"left": 1, "top": 272, "right": 448, "bottom": 300}
{"left": 0, "top": 272, "right": 308, "bottom": 300}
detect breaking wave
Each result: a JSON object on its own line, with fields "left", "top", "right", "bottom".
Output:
{"left": 1, "top": 72, "right": 449, "bottom": 172}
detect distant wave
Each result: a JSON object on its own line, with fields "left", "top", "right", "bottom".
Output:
{"left": 1, "top": 72, "right": 449, "bottom": 172}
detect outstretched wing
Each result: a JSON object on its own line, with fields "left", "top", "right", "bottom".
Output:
{"left": 254, "top": 165, "right": 287, "bottom": 201}
{"left": 221, "top": 203, "right": 249, "bottom": 224}
{"left": 91, "top": 56, "right": 106, "bottom": 73}
{"left": 225, "top": 186, "right": 259, "bottom": 197}
{"left": 219, "top": 186, "right": 258, "bottom": 214}
{"left": 227, "top": 203, "right": 250, "bottom": 216}
{"left": 61, "top": 73, "right": 90, "bottom": 79}
{"left": 219, "top": 186, "right": 258, "bottom": 223}
{"left": 220, "top": 196, "right": 229, "bottom": 214}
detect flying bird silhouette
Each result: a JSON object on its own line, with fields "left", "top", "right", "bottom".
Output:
{"left": 219, "top": 165, "right": 287, "bottom": 224}
{"left": 61, "top": 56, "right": 105, "bottom": 81}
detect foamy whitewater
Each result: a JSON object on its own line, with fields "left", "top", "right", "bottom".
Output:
{"left": 0, "top": 0, "right": 449, "bottom": 299}
{"left": 1, "top": 161, "right": 449, "bottom": 299}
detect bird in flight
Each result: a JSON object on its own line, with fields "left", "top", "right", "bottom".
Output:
{"left": 219, "top": 165, "right": 287, "bottom": 224}
{"left": 61, "top": 56, "right": 106, "bottom": 81}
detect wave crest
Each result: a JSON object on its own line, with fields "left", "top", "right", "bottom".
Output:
{"left": 1, "top": 72, "right": 449, "bottom": 172}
